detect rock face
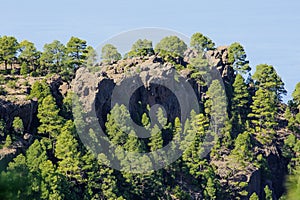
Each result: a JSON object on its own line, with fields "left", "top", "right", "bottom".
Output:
{"left": 71, "top": 47, "right": 289, "bottom": 199}
{"left": 0, "top": 74, "right": 68, "bottom": 142}
{"left": 71, "top": 48, "right": 232, "bottom": 132}
{"left": 0, "top": 99, "right": 37, "bottom": 138}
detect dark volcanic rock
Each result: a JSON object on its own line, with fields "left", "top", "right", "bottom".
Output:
{"left": 0, "top": 99, "right": 37, "bottom": 139}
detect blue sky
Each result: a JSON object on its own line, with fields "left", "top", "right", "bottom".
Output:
{"left": 1, "top": 0, "right": 299, "bottom": 102}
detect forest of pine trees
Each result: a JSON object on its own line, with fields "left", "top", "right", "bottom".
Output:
{"left": 0, "top": 33, "right": 299, "bottom": 200}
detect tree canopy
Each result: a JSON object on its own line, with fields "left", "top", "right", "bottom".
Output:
{"left": 190, "top": 32, "right": 215, "bottom": 52}
{"left": 155, "top": 35, "right": 187, "bottom": 57}
{"left": 101, "top": 44, "right": 121, "bottom": 62}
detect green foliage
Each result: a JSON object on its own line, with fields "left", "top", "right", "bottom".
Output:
{"left": 66, "top": 36, "right": 87, "bottom": 69}
{"left": 0, "top": 154, "right": 32, "bottom": 199}
{"left": 155, "top": 35, "right": 187, "bottom": 57}
{"left": 228, "top": 42, "right": 250, "bottom": 74}
{"left": 0, "top": 34, "right": 299, "bottom": 200}
{"left": 106, "top": 104, "right": 131, "bottom": 146}
{"left": 292, "top": 82, "right": 300, "bottom": 109}
{"left": 0, "top": 119, "right": 5, "bottom": 137}
{"left": 230, "top": 132, "right": 253, "bottom": 162}
{"left": 232, "top": 74, "right": 250, "bottom": 133}
{"left": 172, "top": 185, "right": 191, "bottom": 200}
{"left": 37, "top": 95, "right": 63, "bottom": 137}
{"left": 0, "top": 36, "right": 19, "bottom": 70}
{"left": 248, "top": 88, "right": 277, "bottom": 133}
{"left": 20, "top": 62, "right": 30, "bottom": 75}
{"left": 101, "top": 44, "right": 121, "bottom": 62}
{"left": 39, "top": 160, "right": 64, "bottom": 199}
{"left": 26, "top": 139, "right": 48, "bottom": 172}
{"left": 12, "top": 116, "right": 24, "bottom": 134}
{"left": 0, "top": 86, "right": 7, "bottom": 95}
{"left": 264, "top": 185, "right": 273, "bottom": 200}
{"left": 204, "top": 177, "right": 217, "bottom": 200}
{"left": 248, "top": 64, "right": 285, "bottom": 134}
{"left": 40, "top": 40, "right": 67, "bottom": 75}
{"left": 188, "top": 55, "right": 210, "bottom": 85}
{"left": 249, "top": 192, "right": 259, "bottom": 200}
{"left": 85, "top": 46, "right": 97, "bottom": 68}
{"left": 205, "top": 80, "right": 227, "bottom": 129}
{"left": 62, "top": 91, "right": 73, "bottom": 118}
{"left": 149, "top": 124, "right": 163, "bottom": 151}
{"left": 190, "top": 32, "right": 215, "bottom": 53}
{"left": 252, "top": 64, "right": 286, "bottom": 101}
{"left": 7, "top": 80, "right": 17, "bottom": 89}
{"left": 285, "top": 107, "right": 297, "bottom": 131}
{"left": 19, "top": 40, "right": 40, "bottom": 68}
{"left": 55, "top": 121, "right": 81, "bottom": 183}
{"left": 128, "top": 39, "right": 154, "bottom": 57}
{"left": 0, "top": 74, "right": 5, "bottom": 84}
{"left": 286, "top": 167, "right": 300, "bottom": 200}
{"left": 27, "top": 80, "right": 51, "bottom": 103}
{"left": 182, "top": 112, "right": 209, "bottom": 178}
{"left": 4, "top": 135, "right": 12, "bottom": 147}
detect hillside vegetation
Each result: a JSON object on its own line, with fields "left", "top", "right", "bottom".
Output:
{"left": 0, "top": 33, "right": 299, "bottom": 200}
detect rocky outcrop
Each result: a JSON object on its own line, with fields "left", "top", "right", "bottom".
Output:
{"left": 47, "top": 74, "right": 69, "bottom": 107}
{"left": 0, "top": 99, "right": 37, "bottom": 138}
{"left": 71, "top": 47, "right": 232, "bottom": 130}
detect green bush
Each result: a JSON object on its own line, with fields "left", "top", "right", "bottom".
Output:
{"left": 4, "top": 135, "right": 12, "bottom": 148}
{"left": 11, "top": 69, "right": 18, "bottom": 75}
{"left": 0, "top": 75, "right": 5, "bottom": 84}
{"left": 20, "top": 63, "right": 30, "bottom": 75}
{"left": 7, "top": 80, "right": 17, "bottom": 89}
{"left": 0, "top": 86, "right": 7, "bottom": 95}
{"left": 30, "top": 71, "right": 39, "bottom": 77}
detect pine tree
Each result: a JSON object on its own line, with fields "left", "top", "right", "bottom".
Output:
{"left": 25, "top": 139, "right": 48, "bottom": 197}
{"left": 0, "top": 119, "right": 5, "bottom": 137}
{"left": 292, "top": 82, "right": 300, "bottom": 111}
{"left": 182, "top": 112, "right": 209, "bottom": 178}
{"left": 188, "top": 55, "right": 210, "bottom": 86}
{"left": 205, "top": 80, "right": 227, "bottom": 135}
{"left": 286, "top": 166, "right": 300, "bottom": 200}
{"left": 106, "top": 104, "right": 130, "bottom": 146}
{"left": 37, "top": 94, "right": 63, "bottom": 138}
{"left": 128, "top": 39, "right": 154, "bottom": 57}
{"left": 249, "top": 192, "right": 259, "bottom": 200}
{"left": 232, "top": 74, "right": 250, "bottom": 133}
{"left": 248, "top": 88, "right": 277, "bottom": 133}
{"left": 84, "top": 46, "right": 97, "bottom": 68}
{"left": 264, "top": 185, "right": 273, "bottom": 200}
{"left": 204, "top": 177, "right": 217, "bottom": 200}
{"left": 81, "top": 151, "right": 122, "bottom": 200}
{"left": 39, "top": 160, "right": 64, "bottom": 200}
{"left": 4, "top": 135, "right": 12, "bottom": 147}
{"left": 19, "top": 40, "right": 41, "bottom": 69}
{"left": 249, "top": 65, "right": 284, "bottom": 135}
{"left": 230, "top": 132, "right": 253, "bottom": 163}
{"left": 155, "top": 36, "right": 187, "bottom": 57}
{"left": 66, "top": 36, "right": 87, "bottom": 69}
{"left": 190, "top": 32, "right": 215, "bottom": 53}
{"left": 55, "top": 120, "right": 81, "bottom": 181}
{"left": 27, "top": 80, "right": 51, "bottom": 103}
{"left": 252, "top": 64, "right": 286, "bottom": 102}
{"left": 148, "top": 124, "right": 163, "bottom": 151}
{"left": 40, "top": 40, "right": 67, "bottom": 74}
{"left": 12, "top": 116, "right": 24, "bottom": 134}
{"left": 101, "top": 44, "right": 121, "bottom": 62}
{"left": 0, "top": 36, "right": 19, "bottom": 70}
{"left": 1, "top": 154, "right": 42, "bottom": 199}
{"left": 141, "top": 112, "right": 150, "bottom": 130}
{"left": 26, "top": 139, "right": 48, "bottom": 172}
{"left": 228, "top": 42, "right": 250, "bottom": 75}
